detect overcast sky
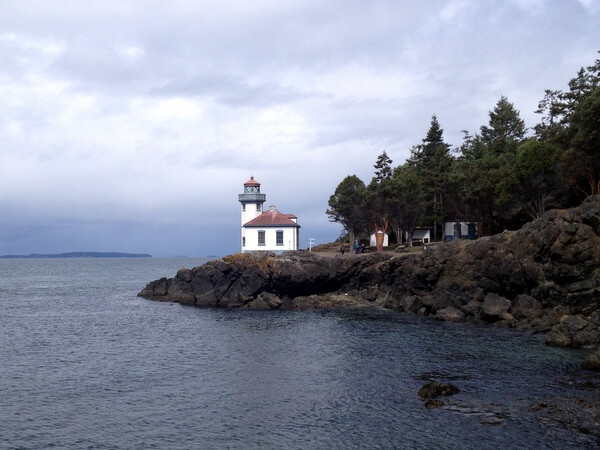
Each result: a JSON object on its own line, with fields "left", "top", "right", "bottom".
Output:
{"left": 1, "top": 0, "right": 599, "bottom": 257}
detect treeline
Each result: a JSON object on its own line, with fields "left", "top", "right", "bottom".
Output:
{"left": 327, "top": 52, "right": 600, "bottom": 249}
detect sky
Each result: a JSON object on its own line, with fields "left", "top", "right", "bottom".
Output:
{"left": 1, "top": 0, "right": 599, "bottom": 257}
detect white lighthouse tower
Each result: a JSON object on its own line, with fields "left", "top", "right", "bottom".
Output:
{"left": 239, "top": 176, "right": 266, "bottom": 249}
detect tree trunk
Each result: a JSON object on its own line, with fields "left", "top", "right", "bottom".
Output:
{"left": 433, "top": 194, "right": 437, "bottom": 241}
{"left": 373, "top": 219, "right": 389, "bottom": 252}
{"left": 440, "top": 193, "right": 444, "bottom": 241}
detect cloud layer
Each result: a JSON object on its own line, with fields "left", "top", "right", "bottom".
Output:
{"left": 1, "top": 1, "right": 599, "bottom": 256}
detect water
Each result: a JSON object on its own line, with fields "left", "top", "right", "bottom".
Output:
{"left": 1, "top": 258, "right": 599, "bottom": 449}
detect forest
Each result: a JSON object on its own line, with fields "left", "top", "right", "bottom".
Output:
{"left": 327, "top": 52, "right": 600, "bottom": 250}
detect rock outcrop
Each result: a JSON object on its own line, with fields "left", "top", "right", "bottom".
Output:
{"left": 373, "top": 195, "right": 600, "bottom": 350}
{"left": 139, "top": 196, "right": 600, "bottom": 356}
{"left": 138, "top": 250, "right": 389, "bottom": 309}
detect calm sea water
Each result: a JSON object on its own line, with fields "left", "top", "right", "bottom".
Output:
{"left": 1, "top": 257, "right": 599, "bottom": 449}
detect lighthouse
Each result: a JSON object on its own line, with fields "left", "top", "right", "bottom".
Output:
{"left": 239, "top": 176, "right": 266, "bottom": 251}
{"left": 238, "top": 176, "right": 300, "bottom": 253}
{"left": 239, "top": 176, "right": 266, "bottom": 227}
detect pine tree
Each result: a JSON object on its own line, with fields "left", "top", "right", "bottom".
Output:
{"left": 373, "top": 151, "right": 393, "bottom": 181}
{"left": 480, "top": 96, "right": 526, "bottom": 155}
{"left": 367, "top": 151, "right": 395, "bottom": 251}
{"left": 413, "top": 115, "right": 453, "bottom": 240}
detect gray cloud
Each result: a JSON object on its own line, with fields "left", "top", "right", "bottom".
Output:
{"left": 0, "top": 1, "right": 598, "bottom": 256}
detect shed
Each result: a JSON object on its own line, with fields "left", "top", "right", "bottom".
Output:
{"left": 444, "top": 221, "right": 478, "bottom": 241}
{"left": 408, "top": 228, "right": 431, "bottom": 245}
{"left": 369, "top": 230, "right": 389, "bottom": 247}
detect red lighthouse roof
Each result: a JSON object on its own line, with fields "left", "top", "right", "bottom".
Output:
{"left": 244, "top": 206, "right": 300, "bottom": 228}
{"left": 244, "top": 176, "right": 260, "bottom": 187}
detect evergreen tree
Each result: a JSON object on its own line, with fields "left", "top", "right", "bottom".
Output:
{"left": 480, "top": 96, "right": 526, "bottom": 155}
{"left": 325, "top": 51, "right": 600, "bottom": 244}
{"left": 565, "top": 86, "right": 600, "bottom": 197}
{"left": 497, "top": 139, "right": 564, "bottom": 220}
{"left": 373, "top": 151, "right": 393, "bottom": 181}
{"left": 367, "top": 152, "right": 395, "bottom": 251}
{"left": 534, "top": 52, "right": 600, "bottom": 199}
{"left": 411, "top": 115, "right": 453, "bottom": 240}
{"left": 534, "top": 89, "right": 566, "bottom": 143}
{"left": 452, "top": 98, "right": 528, "bottom": 233}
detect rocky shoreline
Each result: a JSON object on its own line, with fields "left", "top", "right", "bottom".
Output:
{"left": 139, "top": 195, "right": 600, "bottom": 367}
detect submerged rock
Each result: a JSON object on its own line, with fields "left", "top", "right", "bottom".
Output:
{"left": 582, "top": 348, "right": 600, "bottom": 371}
{"left": 424, "top": 399, "right": 445, "bottom": 409}
{"left": 418, "top": 381, "right": 460, "bottom": 399}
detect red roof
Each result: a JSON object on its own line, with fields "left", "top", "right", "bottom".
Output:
{"left": 244, "top": 209, "right": 300, "bottom": 227}
{"left": 244, "top": 176, "right": 260, "bottom": 186}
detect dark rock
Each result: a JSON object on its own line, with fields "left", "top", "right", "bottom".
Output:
{"left": 435, "top": 306, "right": 465, "bottom": 322}
{"left": 582, "top": 348, "right": 600, "bottom": 371}
{"left": 176, "top": 268, "right": 193, "bottom": 283}
{"left": 245, "top": 292, "right": 283, "bottom": 310}
{"left": 138, "top": 277, "right": 169, "bottom": 299}
{"left": 562, "top": 314, "right": 590, "bottom": 333}
{"left": 546, "top": 314, "right": 600, "bottom": 348}
{"left": 288, "top": 293, "right": 370, "bottom": 310}
{"left": 511, "top": 294, "right": 544, "bottom": 320}
{"left": 460, "top": 300, "right": 481, "bottom": 317}
{"left": 424, "top": 399, "right": 445, "bottom": 409}
{"left": 567, "top": 279, "right": 596, "bottom": 293}
{"left": 546, "top": 329, "right": 572, "bottom": 347}
{"left": 418, "top": 381, "right": 459, "bottom": 399}
{"left": 481, "top": 293, "right": 512, "bottom": 322}
{"left": 399, "top": 295, "right": 422, "bottom": 313}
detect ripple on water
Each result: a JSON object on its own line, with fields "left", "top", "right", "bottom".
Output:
{"left": 1, "top": 258, "right": 599, "bottom": 449}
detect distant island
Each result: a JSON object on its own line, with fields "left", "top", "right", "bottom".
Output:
{"left": 0, "top": 252, "right": 152, "bottom": 259}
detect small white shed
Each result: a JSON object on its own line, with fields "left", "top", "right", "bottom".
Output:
{"left": 369, "top": 230, "right": 389, "bottom": 247}
{"left": 408, "top": 228, "right": 430, "bottom": 245}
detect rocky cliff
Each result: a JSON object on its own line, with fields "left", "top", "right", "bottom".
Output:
{"left": 139, "top": 195, "right": 600, "bottom": 356}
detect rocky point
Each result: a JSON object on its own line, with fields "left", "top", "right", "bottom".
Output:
{"left": 139, "top": 195, "right": 600, "bottom": 366}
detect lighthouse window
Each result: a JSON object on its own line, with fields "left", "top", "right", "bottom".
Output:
{"left": 256, "top": 203, "right": 262, "bottom": 212}
{"left": 276, "top": 230, "right": 284, "bottom": 246}
{"left": 242, "top": 203, "right": 246, "bottom": 212}
{"left": 258, "top": 230, "right": 265, "bottom": 246}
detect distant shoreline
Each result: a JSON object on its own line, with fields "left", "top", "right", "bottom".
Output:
{"left": 0, "top": 252, "right": 152, "bottom": 259}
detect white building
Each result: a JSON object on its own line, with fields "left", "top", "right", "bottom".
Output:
{"left": 407, "top": 228, "right": 431, "bottom": 245}
{"left": 444, "top": 221, "right": 479, "bottom": 241}
{"left": 369, "top": 230, "right": 389, "bottom": 247}
{"left": 239, "top": 176, "right": 300, "bottom": 253}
